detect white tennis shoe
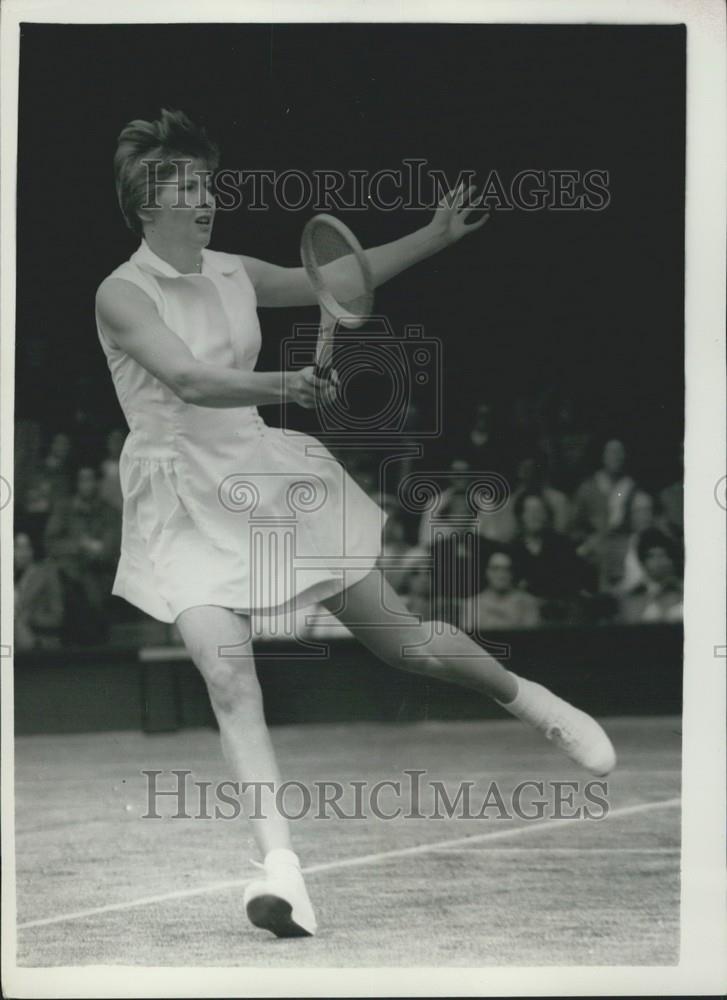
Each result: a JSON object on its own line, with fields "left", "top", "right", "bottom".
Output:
{"left": 541, "top": 700, "right": 617, "bottom": 776}
{"left": 502, "top": 677, "right": 617, "bottom": 776}
{"left": 244, "top": 848, "right": 317, "bottom": 938}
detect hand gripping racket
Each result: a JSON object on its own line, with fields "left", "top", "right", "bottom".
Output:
{"left": 300, "top": 214, "right": 374, "bottom": 382}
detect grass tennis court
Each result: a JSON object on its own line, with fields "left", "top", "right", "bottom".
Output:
{"left": 15, "top": 715, "right": 680, "bottom": 966}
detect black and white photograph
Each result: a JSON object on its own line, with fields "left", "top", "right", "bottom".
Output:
{"left": 1, "top": 1, "right": 725, "bottom": 996}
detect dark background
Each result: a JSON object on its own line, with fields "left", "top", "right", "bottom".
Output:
{"left": 16, "top": 23, "right": 685, "bottom": 486}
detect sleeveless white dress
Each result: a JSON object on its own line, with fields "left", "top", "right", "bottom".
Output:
{"left": 96, "top": 240, "right": 385, "bottom": 623}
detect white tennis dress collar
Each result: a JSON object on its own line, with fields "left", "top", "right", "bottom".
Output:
{"left": 133, "top": 239, "right": 239, "bottom": 277}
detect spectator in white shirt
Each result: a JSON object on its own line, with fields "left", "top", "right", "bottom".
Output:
{"left": 572, "top": 439, "right": 636, "bottom": 543}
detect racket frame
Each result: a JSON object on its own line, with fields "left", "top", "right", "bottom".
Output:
{"left": 300, "top": 213, "right": 375, "bottom": 382}
{"left": 300, "top": 212, "right": 374, "bottom": 328}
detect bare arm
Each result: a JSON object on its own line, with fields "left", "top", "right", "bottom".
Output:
{"left": 243, "top": 225, "right": 448, "bottom": 308}
{"left": 96, "top": 278, "right": 333, "bottom": 409}
{"left": 244, "top": 184, "right": 489, "bottom": 308}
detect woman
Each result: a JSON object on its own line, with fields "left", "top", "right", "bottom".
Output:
{"left": 588, "top": 489, "right": 658, "bottom": 596}
{"left": 96, "top": 110, "right": 615, "bottom": 939}
{"left": 459, "top": 549, "right": 540, "bottom": 633}
{"left": 14, "top": 532, "right": 64, "bottom": 651}
{"left": 510, "top": 492, "right": 595, "bottom": 624}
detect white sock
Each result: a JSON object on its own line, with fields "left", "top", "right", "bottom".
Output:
{"left": 496, "top": 674, "right": 555, "bottom": 729}
{"left": 263, "top": 848, "right": 301, "bottom": 873}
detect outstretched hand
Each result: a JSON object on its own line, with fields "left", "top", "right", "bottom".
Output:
{"left": 429, "top": 183, "right": 489, "bottom": 246}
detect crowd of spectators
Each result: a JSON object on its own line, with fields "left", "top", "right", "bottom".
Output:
{"left": 15, "top": 425, "right": 123, "bottom": 648}
{"left": 341, "top": 398, "right": 683, "bottom": 637}
{"left": 13, "top": 397, "right": 684, "bottom": 650}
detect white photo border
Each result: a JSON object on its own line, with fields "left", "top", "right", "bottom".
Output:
{"left": 1, "top": 0, "right": 725, "bottom": 996}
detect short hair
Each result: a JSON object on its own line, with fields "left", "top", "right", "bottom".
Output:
{"left": 487, "top": 549, "right": 513, "bottom": 569}
{"left": 513, "top": 490, "right": 553, "bottom": 527}
{"left": 626, "top": 488, "right": 657, "bottom": 521}
{"left": 636, "top": 528, "right": 677, "bottom": 566}
{"left": 114, "top": 109, "right": 220, "bottom": 236}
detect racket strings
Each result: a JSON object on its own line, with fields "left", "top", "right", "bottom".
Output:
{"left": 308, "top": 220, "right": 371, "bottom": 317}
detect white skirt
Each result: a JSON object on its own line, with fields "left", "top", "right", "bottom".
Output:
{"left": 112, "top": 423, "right": 386, "bottom": 623}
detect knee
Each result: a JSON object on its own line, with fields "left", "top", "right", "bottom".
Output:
{"left": 399, "top": 620, "right": 475, "bottom": 677}
{"left": 199, "top": 654, "right": 262, "bottom": 716}
{"left": 385, "top": 622, "right": 453, "bottom": 677}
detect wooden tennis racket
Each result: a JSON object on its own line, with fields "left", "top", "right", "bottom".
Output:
{"left": 300, "top": 214, "right": 374, "bottom": 382}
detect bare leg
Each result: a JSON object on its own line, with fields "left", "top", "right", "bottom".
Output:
{"left": 176, "top": 604, "right": 292, "bottom": 857}
{"left": 322, "top": 570, "right": 616, "bottom": 776}
{"left": 322, "top": 569, "right": 518, "bottom": 701}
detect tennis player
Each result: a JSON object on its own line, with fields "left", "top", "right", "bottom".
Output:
{"left": 96, "top": 110, "right": 616, "bottom": 939}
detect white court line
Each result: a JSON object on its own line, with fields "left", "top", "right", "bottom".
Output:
{"left": 423, "top": 847, "right": 681, "bottom": 855}
{"left": 17, "top": 795, "right": 680, "bottom": 930}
